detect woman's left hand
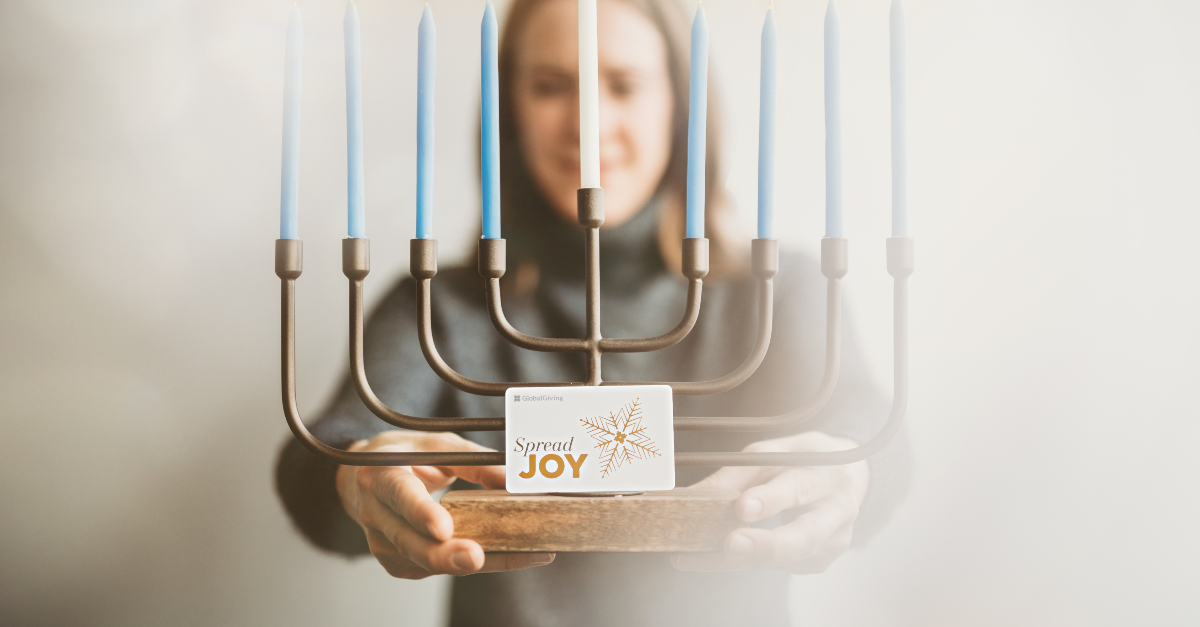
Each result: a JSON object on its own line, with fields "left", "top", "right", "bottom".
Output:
{"left": 671, "top": 431, "right": 869, "bottom": 575}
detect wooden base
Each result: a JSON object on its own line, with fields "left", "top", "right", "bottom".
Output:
{"left": 441, "top": 488, "right": 740, "bottom": 552}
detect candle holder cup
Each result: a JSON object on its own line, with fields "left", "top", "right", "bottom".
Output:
{"left": 277, "top": 188, "right": 914, "bottom": 551}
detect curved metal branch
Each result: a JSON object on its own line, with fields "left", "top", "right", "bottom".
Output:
{"left": 604, "top": 239, "right": 777, "bottom": 395}
{"left": 482, "top": 277, "right": 704, "bottom": 354}
{"left": 348, "top": 284, "right": 504, "bottom": 431}
{"left": 598, "top": 278, "right": 703, "bottom": 353}
{"left": 276, "top": 239, "right": 503, "bottom": 467}
{"left": 673, "top": 277, "right": 841, "bottom": 430}
{"left": 608, "top": 277, "right": 772, "bottom": 395}
{"left": 484, "top": 278, "right": 588, "bottom": 352}
{"left": 416, "top": 278, "right": 582, "bottom": 396}
{"left": 673, "top": 238, "right": 912, "bottom": 466}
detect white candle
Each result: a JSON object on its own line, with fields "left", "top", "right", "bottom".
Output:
{"left": 579, "top": 0, "right": 601, "bottom": 189}
{"left": 890, "top": 0, "right": 908, "bottom": 237}
{"left": 824, "top": 0, "right": 842, "bottom": 239}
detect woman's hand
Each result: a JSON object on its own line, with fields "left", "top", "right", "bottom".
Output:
{"left": 336, "top": 431, "right": 555, "bottom": 579}
{"left": 672, "top": 432, "right": 869, "bottom": 575}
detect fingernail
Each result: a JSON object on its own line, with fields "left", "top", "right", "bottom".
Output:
{"left": 741, "top": 498, "right": 763, "bottom": 521}
{"left": 451, "top": 550, "right": 474, "bottom": 570}
{"left": 728, "top": 534, "right": 754, "bottom": 555}
{"left": 529, "top": 553, "right": 554, "bottom": 565}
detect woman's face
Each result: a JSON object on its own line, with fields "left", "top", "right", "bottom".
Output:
{"left": 512, "top": 0, "right": 674, "bottom": 227}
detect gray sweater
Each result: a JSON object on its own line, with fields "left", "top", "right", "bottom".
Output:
{"left": 275, "top": 203, "right": 910, "bottom": 626}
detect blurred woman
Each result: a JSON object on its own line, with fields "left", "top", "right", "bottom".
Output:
{"left": 276, "top": 0, "right": 909, "bottom": 624}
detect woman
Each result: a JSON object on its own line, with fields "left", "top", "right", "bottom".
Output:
{"left": 276, "top": 0, "right": 910, "bottom": 624}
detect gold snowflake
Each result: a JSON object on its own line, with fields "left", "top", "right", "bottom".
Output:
{"left": 580, "top": 398, "right": 660, "bottom": 478}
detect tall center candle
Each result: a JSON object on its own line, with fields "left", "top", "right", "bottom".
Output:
{"left": 416, "top": 6, "right": 435, "bottom": 239}
{"left": 890, "top": 0, "right": 908, "bottom": 237}
{"left": 579, "top": 0, "right": 601, "bottom": 189}
{"left": 280, "top": 7, "right": 302, "bottom": 240}
{"left": 345, "top": 2, "right": 365, "bottom": 239}
{"left": 481, "top": 3, "right": 501, "bottom": 239}
{"left": 824, "top": 0, "right": 843, "bottom": 239}
{"left": 757, "top": 9, "right": 777, "bottom": 240}
{"left": 685, "top": 6, "right": 708, "bottom": 240}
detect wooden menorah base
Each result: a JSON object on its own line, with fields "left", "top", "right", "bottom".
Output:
{"left": 441, "top": 488, "right": 740, "bottom": 552}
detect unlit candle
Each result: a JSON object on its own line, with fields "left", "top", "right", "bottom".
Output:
{"left": 824, "top": 0, "right": 842, "bottom": 239}
{"left": 685, "top": 6, "right": 708, "bottom": 240}
{"left": 280, "top": 7, "right": 302, "bottom": 240}
{"left": 416, "top": 5, "right": 435, "bottom": 239}
{"left": 345, "top": 2, "right": 365, "bottom": 238}
{"left": 579, "top": 0, "right": 601, "bottom": 189}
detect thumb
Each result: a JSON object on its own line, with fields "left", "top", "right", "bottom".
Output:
{"left": 446, "top": 463, "right": 506, "bottom": 490}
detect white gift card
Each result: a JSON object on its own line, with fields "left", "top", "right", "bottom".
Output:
{"left": 505, "top": 385, "right": 674, "bottom": 494}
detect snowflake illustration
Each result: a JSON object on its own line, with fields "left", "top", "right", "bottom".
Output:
{"left": 580, "top": 398, "right": 661, "bottom": 478}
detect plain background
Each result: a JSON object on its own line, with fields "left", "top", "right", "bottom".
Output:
{"left": 1, "top": 0, "right": 1198, "bottom": 625}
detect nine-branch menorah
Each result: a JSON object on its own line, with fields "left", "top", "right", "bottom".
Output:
{"left": 276, "top": 188, "right": 914, "bottom": 470}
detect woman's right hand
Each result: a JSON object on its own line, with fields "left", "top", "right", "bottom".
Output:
{"left": 336, "top": 431, "right": 555, "bottom": 579}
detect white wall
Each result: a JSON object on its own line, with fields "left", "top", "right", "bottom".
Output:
{"left": 0, "top": 0, "right": 1196, "bottom": 625}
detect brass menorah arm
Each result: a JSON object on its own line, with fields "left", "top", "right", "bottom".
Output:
{"left": 406, "top": 188, "right": 778, "bottom": 396}
{"left": 677, "top": 240, "right": 909, "bottom": 465}
{"left": 342, "top": 238, "right": 507, "bottom": 432}
{"left": 277, "top": 238, "right": 505, "bottom": 466}
{"left": 477, "top": 238, "right": 589, "bottom": 353}
{"left": 344, "top": 237, "right": 834, "bottom": 433}
{"left": 672, "top": 237, "right": 847, "bottom": 430}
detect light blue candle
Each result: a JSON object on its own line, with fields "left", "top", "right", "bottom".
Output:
{"left": 757, "top": 9, "right": 776, "bottom": 240}
{"left": 686, "top": 6, "right": 708, "bottom": 240}
{"left": 890, "top": 0, "right": 908, "bottom": 237}
{"left": 480, "top": 2, "right": 501, "bottom": 239}
{"left": 345, "top": 2, "right": 365, "bottom": 239}
{"left": 824, "top": 0, "right": 843, "bottom": 238}
{"left": 280, "top": 7, "right": 302, "bottom": 240}
{"left": 416, "top": 5, "right": 435, "bottom": 240}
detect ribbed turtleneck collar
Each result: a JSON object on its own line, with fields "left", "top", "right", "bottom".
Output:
{"left": 520, "top": 199, "right": 665, "bottom": 290}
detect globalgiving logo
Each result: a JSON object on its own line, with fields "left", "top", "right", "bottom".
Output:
{"left": 580, "top": 397, "right": 661, "bottom": 478}
{"left": 512, "top": 393, "right": 564, "bottom": 402}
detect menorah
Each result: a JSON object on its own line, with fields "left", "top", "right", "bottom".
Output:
{"left": 275, "top": 188, "right": 914, "bottom": 552}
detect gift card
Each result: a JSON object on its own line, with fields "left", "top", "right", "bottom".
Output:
{"left": 505, "top": 385, "right": 674, "bottom": 494}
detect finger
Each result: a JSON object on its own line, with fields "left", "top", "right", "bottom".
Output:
{"left": 689, "top": 464, "right": 784, "bottom": 492}
{"left": 364, "top": 528, "right": 433, "bottom": 580}
{"left": 737, "top": 467, "right": 840, "bottom": 523}
{"left": 365, "top": 466, "right": 455, "bottom": 541}
{"left": 443, "top": 463, "right": 507, "bottom": 490}
{"left": 423, "top": 434, "right": 507, "bottom": 489}
{"left": 360, "top": 494, "right": 471, "bottom": 574}
{"left": 689, "top": 438, "right": 796, "bottom": 490}
{"left": 408, "top": 462, "right": 505, "bottom": 492}
{"left": 723, "top": 499, "right": 852, "bottom": 566}
{"left": 372, "top": 509, "right": 486, "bottom": 575}
{"left": 474, "top": 552, "right": 556, "bottom": 574}
{"left": 407, "top": 464, "right": 459, "bottom": 491}
{"left": 406, "top": 434, "right": 507, "bottom": 490}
